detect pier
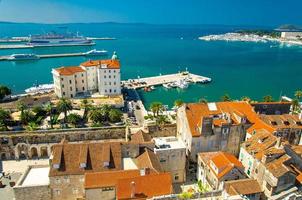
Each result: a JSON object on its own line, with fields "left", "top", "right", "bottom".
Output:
{"left": 0, "top": 52, "right": 87, "bottom": 61}
{"left": 122, "top": 71, "right": 211, "bottom": 89}
{"left": 0, "top": 42, "right": 95, "bottom": 50}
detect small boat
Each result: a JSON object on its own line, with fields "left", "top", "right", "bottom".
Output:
{"left": 7, "top": 54, "right": 40, "bottom": 61}
{"left": 85, "top": 49, "right": 108, "bottom": 56}
{"left": 169, "top": 82, "right": 178, "bottom": 88}
{"left": 163, "top": 83, "right": 171, "bottom": 89}
{"left": 176, "top": 80, "right": 189, "bottom": 89}
{"left": 150, "top": 86, "right": 155, "bottom": 90}
{"left": 25, "top": 84, "right": 54, "bottom": 94}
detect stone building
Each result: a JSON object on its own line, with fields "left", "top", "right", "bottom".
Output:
{"left": 84, "top": 169, "right": 172, "bottom": 200}
{"left": 259, "top": 114, "right": 302, "bottom": 145}
{"left": 240, "top": 130, "right": 302, "bottom": 199}
{"left": 52, "top": 52, "right": 121, "bottom": 98}
{"left": 197, "top": 151, "right": 246, "bottom": 190}
{"left": 48, "top": 139, "right": 156, "bottom": 200}
{"left": 177, "top": 102, "right": 269, "bottom": 161}
{"left": 222, "top": 178, "right": 263, "bottom": 200}
{"left": 13, "top": 165, "right": 51, "bottom": 200}
{"left": 153, "top": 137, "right": 186, "bottom": 183}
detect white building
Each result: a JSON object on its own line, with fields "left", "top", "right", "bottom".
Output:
{"left": 281, "top": 32, "right": 302, "bottom": 40}
{"left": 153, "top": 137, "right": 186, "bottom": 183}
{"left": 52, "top": 52, "right": 121, "bottom": 98}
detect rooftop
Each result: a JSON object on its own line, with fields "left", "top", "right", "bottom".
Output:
{"left": 49, "top": 141, "right": 122, "bottom": 177}
{"left": 81, "top": 59, "right": 120, "bottom": 69}
{"left": 20, "top": 166, "right": 49, "bottom": 187}
{"left": 184, "top": 101, "right": 275, "bottom": 137}
{"left": 224, "top": 178, "right": 262, "bottom": 196}
{"left": 199, "top": 151, "right": 243, "bottom": 179}
{"left": 53, "top": 66, "right": 85, "bottom": 76}
{"left": 116, "top": 172, "right": 172, "bottom": 200}
{"left": 153, "top": 137, "right": 186, "bottom": 150}
{"left": 260, "top": 114, "right": 302, "bottom": 129}
{"left": 136, "top": 149, "right": 163, "bottom": 173}
{"left": 131, "top": 130, "right": 152, "bottom": 143}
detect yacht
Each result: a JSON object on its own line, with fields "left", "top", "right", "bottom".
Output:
{"left": 163, "top": 83, "right": 172, "bottom": 89}
{"left": 85, "top": 49, "right": 108, "bottom": 56}
{"left": 176, "top": 79, "right": 189, "bottom": 89}
{"left": 25, "top": 84, "right": 54, "bottom": 94}
{"left": 8, "top": 54, "right": 40, "bottom": 61}
{"left": 27, "top": 31, "right": 94, "bottom": 47}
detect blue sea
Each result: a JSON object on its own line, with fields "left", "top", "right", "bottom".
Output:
{"left": 0, "top": 22, "right": 302, "bottom": 108}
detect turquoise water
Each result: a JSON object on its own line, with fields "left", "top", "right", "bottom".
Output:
{"left": 0, "top": 23, "right": 302, "bottom": 108}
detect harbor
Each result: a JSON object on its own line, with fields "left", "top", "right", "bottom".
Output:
{"left": 122, "top": 71, "right": 211, "bottom": 90}
{"left": 0, "top": 42, "right": 96, "bottom": 49}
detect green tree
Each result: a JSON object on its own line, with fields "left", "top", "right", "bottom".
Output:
{"left": 197, "top": 180, "right": 209, "bottom": 194}
{"left": 26, "top": 122, "right": 38, "bottom": 131}
{"left": 241, "top": 96, "right": 251, "bottom": 102}
{"left": 44, "top": 102, "right": 54, "bottom": 129}
{"left": 0, "top": 85, "right": 11, "bottom": 101}
{"left": 156, "top": 115, "right": 169, "bottom": 127}
{"left": 17, "top": 100, "right": 27, "bottom": 114}
{"left": 0, "top": 108, "right": 11, "bottom": 130}
{"left": 89, "top": 108, "right": 103, "bottom": 124}
{"left": 150, "top": 102, "right": 163, "bottom": 117}
{"left": 109, "top": 109, "right": 123, "bottom": 123}
{"left": 292, "top": 98, "right": 300, "bottom": 113}
{"left": 199, "top": 98, "right": 208, "bottom": 103}
{"left": 32, "top": 105, "right": 46, "bottom": 117}
{"left": 20, "top": 110, "right": 35, "bottom": 125}
{"left": 174, "top": 99, "right": 184, "bottom": 108}
{"left": 99, "top": 105, "right": 111, "bottom": 121}
{"left": 221, "top": 94, "right": 231, "bottom": 102}
{"left": 57, "top": 98, "right": 73, "bottom": 123}
{"left": 263, "top": 95, "right": 274, "bottom": 102}
{"left": 295, "top": 90, "right": 302, "bottom": 100}
{"left": 67, "top": 113, "right": 82, "bottom": 127}
{"left": 178, "top": 192, "right": 193, "bottom": 200}
{"left": 81, "top": 99, "right": 92, "bottom": 122}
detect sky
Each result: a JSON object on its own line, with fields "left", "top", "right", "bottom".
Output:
{"left": 0, "top": 0, "right": 301, "bottom": 26}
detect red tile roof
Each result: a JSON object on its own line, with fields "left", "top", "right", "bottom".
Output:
{"left": 185, "top": 101, "right": 275, "bottom": 137}
{"left": 116, "top": 173, "right": 172, "bottom": 200}
{"left": 199, "top": 151, "right": 243, "bottom": 179}
{"left": 136, "top": 149, "right": 163, "bottom": 173}
{"left": 224, "top": 179, "right": 262, "bottom": 196}
{"left": 81, "top": 59, "right": 120, "bottom": 69}
{"left": 54, "top": 66, "right": 85, "bottom": 76}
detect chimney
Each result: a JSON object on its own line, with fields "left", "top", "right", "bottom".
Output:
{"left": 131, "top": 181, "right": 136, "bottom": 198}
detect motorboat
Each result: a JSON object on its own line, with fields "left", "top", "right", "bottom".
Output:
{"left": 7, "top": 54, "right": 40, "bottom": 61}
{"left": 85, "top": 49, "right": 108, "bottom": 56}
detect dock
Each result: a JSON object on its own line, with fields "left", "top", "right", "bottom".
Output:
{"left": 0, "top": 52, "right": 87, "bottom": 61}
{"left": 0, "top": 42, "right": 95, "bottom": 50}
{"left": 122, "top": 71, "right": 211, "bottom": 89}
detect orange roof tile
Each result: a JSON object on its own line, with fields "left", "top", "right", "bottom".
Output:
{"left": 54, "top": 66, "right": 85, "bottom": 76}
{"left": 85, "top": 169, "right": 141, "bottom": 189}
{"left": 136, "top": 149, "right": 163, "bottom": 173}
{"left": 81, "top": 59, "right": 120, "bottom": 69}
{"left": 199, "top": 151, "right": 243, "bottom": 179}
{"left": 224, "top": 179, "right": 262, "bottom": 196}
{"left": 185, "top": 101, "right": 275, "bottom": 137}
{"left": 116, "top": 173, "right": 172, "bottom": 200}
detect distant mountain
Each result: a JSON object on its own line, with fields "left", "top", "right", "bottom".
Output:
{"left": 276, "top": 24, "right": 302, "bottom": 31}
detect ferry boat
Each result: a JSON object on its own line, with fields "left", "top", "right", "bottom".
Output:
{"left": 7, "top": 54, "right": 40, "bottom": 61}
{"left": 25, "top": 84, "right": 54, "bottom": 94}
{"left": 85, "top": 49, "right": 108, "bottom": 56}
{"left": 27, "top": 32, "right": 94, "bottom": 47}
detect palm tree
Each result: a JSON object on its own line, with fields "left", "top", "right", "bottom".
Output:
{"left": 199, "top": 98, "right": 208, "bottom": 104}
{"left": 20, "top": 110, "right": 35, "bottom": 125}
{"left": 292, "top": 98, "right": 300, "bottom": 113}
{"left": 80, "top": 99, "right": 92, "bottom": 122}
{"left": 44, "top": 102, "right": 54, "bottom": 129}
{"left": 150, "top": 102, "right": 163, "bottom": 117}
{"left": 241, "top": 96, "right": 251, "bottom": 102}
{"left": 109, "top": 109, "right": 123, "bottom": 123}
{"left": 263, "top": 95, "right": 274, "bottom": 102}
{"left": 0, "top": 85, "right": 11, "bottom": 101}
{"left": 17, "top": 100, "right": 27, "bottom": 115}
{"left": 67, "top": 113, "right": 82, "bottom": 128}
{"left": 26, "top": 122, "right": 38, "bottom": 131}
{"left": 156, "top": 115, "right": 169, "bottom": 127}
{"left": 295, "top": 90, "right": 302, "bottom": 100}
{"left": 100, "top": 105, "right": 111, "bottom": 121}
{"left": 174, "top": 99, "right": 184, "bottom": 108}
{"left": 0, "top": 108, "right": 11, "bottom": 130}
{"left": 221, "top": 94, "right": 231, "bottom": 102}
{"left": 56, "top": 98, "right": 73, "bottom": 123}
{"left": 89, "top": 108, "right": 101, "bottom": 123}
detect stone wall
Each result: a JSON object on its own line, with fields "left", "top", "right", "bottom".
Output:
{"left": 0, "top": 126, "right": 126, "bottom": 160}
{"left": 14, "top": 185, "right": 51, "bottom": 200}
{"left": 148, "top": 124, "right": 177, "bottom": 137}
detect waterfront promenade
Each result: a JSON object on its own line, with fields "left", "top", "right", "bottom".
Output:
{"left": 0, "top": 52, "right": 86, "bottom": 61}
{"left": 122, "top": 72, "right": 211, "bottom": 89}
